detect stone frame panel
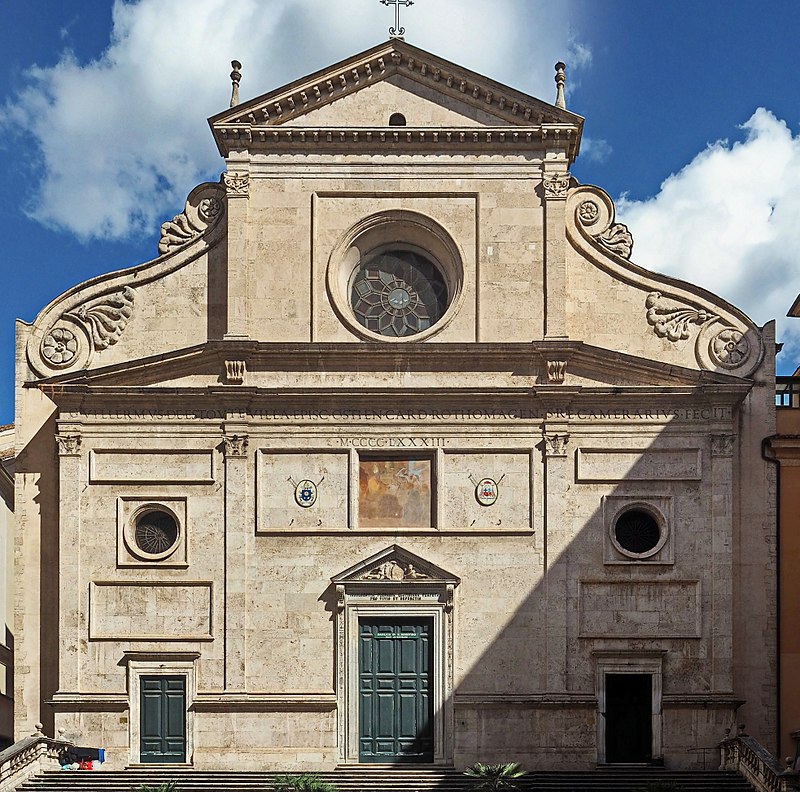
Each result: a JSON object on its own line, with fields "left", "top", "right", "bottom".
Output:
{"left": 332, "top": 547, "right": 459, "bottom": 766}
{"left": 593, "top": 651, "right": 665, "bottom": 765}
{"left": 125, "top": 653, "right": 198, "bottom": 767}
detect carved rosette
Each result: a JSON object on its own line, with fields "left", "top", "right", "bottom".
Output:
{"left": 571, "top": 191, "right": 634, "bottom": 260}
{"left": 645, "top": 292, "right": 759, "bottom": 374}
{"left": 41, "top": 327, "right": 79, "bottom": 368}
{"left": 544, "top": 433, "right": 569, "bottom": 457}
{"left": 159, "top": 182, "right": 225, "bottom": 255}
{"left": 223, "top": 172, "right": 249, "bottom": 197}
{"left": 708, "top": 328, "right": 751, "bottom": 369}
{"left": 542, "top": 172, "right": 571, "bottom": 199}
{"left": 35, "top": 286, "right": 136, "bottom": 376}
{"left": 222, "top": 434, "right": 249, "bottom": 458}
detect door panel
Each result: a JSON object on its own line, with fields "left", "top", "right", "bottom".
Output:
{"left": 140, "top": 675, "right": 186, "bottom": 764}
{"left": 359, "top": 618, "right": 433, "bottom": 763}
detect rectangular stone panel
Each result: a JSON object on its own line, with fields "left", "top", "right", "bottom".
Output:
{"left": 441, "top": 451, "right": 532, "bottom": 531}
{"left": 90, "top": 450, "right": 214, "bottom": 483}
{"left": 89, "top": 581, "right": 213, "bottom": 640}
{"left": 578, "top": 580, "right": 701, "bottom": 638}
{"left": 257, "top": 450, "right": 349, "bottom": 531}
{"left": 576, "top": 448, "right": 701, "bottom": 482}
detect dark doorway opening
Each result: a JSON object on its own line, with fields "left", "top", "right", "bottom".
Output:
{"left": 140, "top": 675, "right": 186, "bottom": 763}
{"left": 359, "top": 617, "right": 433, "bottom": 763}
{"left": 605, "top": 673, "right": 653, "bottom": 763}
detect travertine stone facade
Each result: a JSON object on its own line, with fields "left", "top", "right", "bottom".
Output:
{"left": 14, "top": 40, "right": 776, "bottom": 770}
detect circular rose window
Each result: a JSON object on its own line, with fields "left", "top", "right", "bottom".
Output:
{"left": 132, "top": 508, "right": 180, "bottom": 559}
{"left": 350, "top": 248, "right": 448, "bottom": 337}
{"left": 612, "top": 507, "right": 665, "bottom": 558}
{"left": 326, "top": 211, "right": 465, "bottom": 343}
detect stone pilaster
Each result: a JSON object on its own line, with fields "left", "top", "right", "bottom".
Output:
{"left": 710, "top": 433, "right": 736, "bottom": 692}
{"left": 55, "top": 429, "right": 82, "bottom": 693}
{"left": 543, "top": 428, "right": 570, "bottom": 691}
{"left": 542, "top": 167, "right": 570, "bottom": 340}
{"left": 223, "top": 171, "right": 250, "bottom": 339}
{"left": 222, "top": 430, "right": 249, "bottom": 690}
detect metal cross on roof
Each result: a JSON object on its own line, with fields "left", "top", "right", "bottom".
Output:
{"left": 381, "top": 0, "right": 414, "bottom": 39}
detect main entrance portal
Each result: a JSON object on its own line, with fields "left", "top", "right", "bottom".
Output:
{"left": 605, "top": 673, "right": 653, "bottom": 763}
{"left": 358, "top": 618, "right": 433, "bottom": 763}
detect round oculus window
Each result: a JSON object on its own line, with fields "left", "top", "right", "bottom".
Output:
{"left": 613, "top": 508, "right": 662, "bottom": 556}
{"left": 350, "top": 249, "right": 448, "bottom": 338}
{"left": 134, "top": 509, "right": 179, "bottom": 558}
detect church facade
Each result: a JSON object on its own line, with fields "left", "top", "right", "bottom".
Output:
{"left": 14, "top": 40, "right": 776, "bottom": 770}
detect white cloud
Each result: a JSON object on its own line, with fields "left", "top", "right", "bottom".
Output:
{"left": 617, "top": 108, "right": 800, "bottom": 372}
{"left": 580, "top": 136, "right": 612, "bottom": 163}
{"left": 3, "top": 0, "right": 587, "bottom": 242}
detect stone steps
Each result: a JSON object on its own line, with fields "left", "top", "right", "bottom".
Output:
{"left": 19, "top": 767, "right": 757, "bottom": 792}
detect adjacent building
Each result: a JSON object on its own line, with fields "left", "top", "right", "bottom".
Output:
{"left": 13, "top": 40, "right": 777, "bottom": 769}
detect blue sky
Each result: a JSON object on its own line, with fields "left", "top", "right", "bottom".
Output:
{"left": 2, "top": 0, "right": 800, "bottom": 423}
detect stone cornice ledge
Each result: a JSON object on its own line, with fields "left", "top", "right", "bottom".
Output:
{"left": 662, "top": 694, "right": 745, "bottom": 708}
{"left": 454, "top": 693, "right": 596, "bottom": 708}
{"left": 47, "top": 692, "right": 128, "bottom": 711}
{"left": 192, "top": 693, "right": 337, "bottom": 712}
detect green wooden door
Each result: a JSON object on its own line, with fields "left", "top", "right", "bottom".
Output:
{"left": 359, "top": 618, "right": 433, "bottom": 763}
{"left": 140, "top": 675, "right": 186, "bottom": 763}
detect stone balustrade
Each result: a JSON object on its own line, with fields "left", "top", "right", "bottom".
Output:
{"left": 0, "top": 725, "right": 73, "bottom": 792}
{"left": 721, "top": 732, "right": 800, "bottom": 792}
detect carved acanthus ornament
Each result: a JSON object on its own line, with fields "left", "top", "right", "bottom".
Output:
{"left": 223, "top": 172, "right": 249, "bottom": 197}
{"left": 362, "top": 561, "right": 430, "bottom": 581}
{"left": 575, "top": 198, "right": 633, "bottom": 259}
{"left": 66, "top": 287, "right": 135, "bottom": 351}
{"left": 159, "top": 192, "right": 223, "bottom": 255}
{"left": 38, "top": 286, "right": 136, "bottom": 373}
{"left": 598, "top": 223, "right": 633, "bottom": 259}
{"left": 222, "top": 434, "right": 249, "bottom": 458}
{"left": 544, "top": 434, "right": 569, "bottom": 457}
{"left": 55, "top": 434, "right": 82, "bottom": 456}
{"left": 542, "top": 172, "right": 571, "bottom": 199}
{"left": 645, "top": 291, "right": 717, "bottom": 342}
{"left": 711, "top": 434, "right": 736, "bottom": 458}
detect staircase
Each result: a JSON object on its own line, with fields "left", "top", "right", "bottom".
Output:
{"left": 18, "top": 766, "right": 758, "bottom": 792}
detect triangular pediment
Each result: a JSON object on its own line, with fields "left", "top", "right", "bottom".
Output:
{"left": 209, "top": 39, "right": 583, "bottom": 157}
{"left": 332, "top": 545, "right": 459, "bottom": 586}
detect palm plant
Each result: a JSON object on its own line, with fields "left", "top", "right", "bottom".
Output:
{"left": 271, "top": 773, "right": 338, "bottom": 792}
{"left": 132, "top": 783, "right": 179, "bottom": 792}
{"left": 463, "top": 762, "right": 527, "bottom": 791}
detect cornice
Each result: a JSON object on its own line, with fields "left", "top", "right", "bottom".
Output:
{"left": 27, "top": 340, "right": 744, "bottom": 389}
{"left": 214, "top": 124, "right": 579, "bottom": 158}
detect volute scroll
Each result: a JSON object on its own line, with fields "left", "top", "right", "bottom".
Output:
{"left": 26, "top": 180, "right": 227, "bottom": 379}
{"left": 566, "top": 185, "right": 764, "bottom": 378}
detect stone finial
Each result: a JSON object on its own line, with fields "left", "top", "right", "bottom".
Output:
{"left": 554, "top": 61, "right": 566, "bottom": 109}
{"left": 230, "top": 60, "right": 242, "bottom": 108}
